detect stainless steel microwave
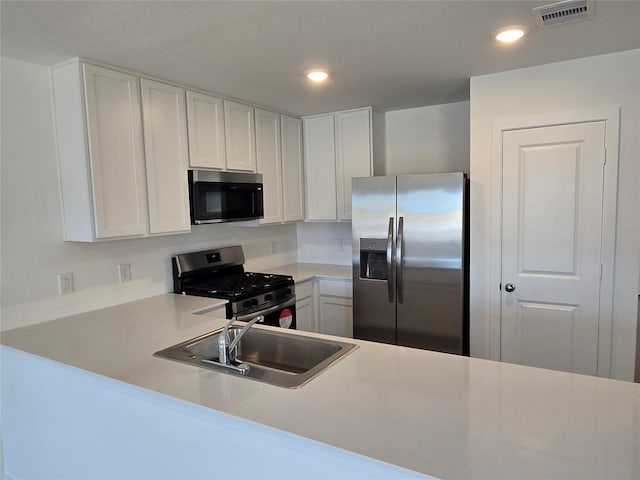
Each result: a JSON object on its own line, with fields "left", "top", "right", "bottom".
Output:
{"left": 188, "top": 170, "right": 264, "bottom": 224}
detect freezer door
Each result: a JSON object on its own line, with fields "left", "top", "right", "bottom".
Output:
{"left": 352, "top": 176, "right": 397, "bottom": 344}
{"left": 396, "top": 173, "right": 466, "bottom": 354}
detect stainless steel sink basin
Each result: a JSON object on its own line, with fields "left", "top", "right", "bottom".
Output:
{"left": 154, "top": 326, "right": 357, "bottom": 388}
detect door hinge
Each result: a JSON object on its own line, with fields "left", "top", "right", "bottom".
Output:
{"left": 600, "top": 264, "right": 603, "bottom": 279}
{"left": 603, "top": 148, "right": 607, "bottom": 165}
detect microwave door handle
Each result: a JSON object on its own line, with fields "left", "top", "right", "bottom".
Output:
{"left": 386, "top": 217, "right": 394, "bottom": 303}
{"left": 396, "top": 216, "right": 404, "bottom": 304}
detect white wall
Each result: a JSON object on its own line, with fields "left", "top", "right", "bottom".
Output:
{"left": 0, "top": 57, "right": 298, "bottom": 332}
{"left": 469, "top": 49, "right": 640, "bottom": 381}
{"left": 385, "top": 101, "right": 470, "bottom": 175}
{"left": 297, "top": 222, "right": 353, "bottom": 266}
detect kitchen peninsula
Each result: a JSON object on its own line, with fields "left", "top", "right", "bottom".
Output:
{"left": 2, "top": 288, "right": 639, "bottom": 480}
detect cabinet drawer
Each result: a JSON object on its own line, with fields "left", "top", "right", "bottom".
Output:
{"left": 296, "top": 279, "right": 313, "bottom": 300}
{"left": 319, "top": 279, "right": 352, "bottom": 298}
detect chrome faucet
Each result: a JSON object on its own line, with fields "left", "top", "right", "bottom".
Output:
{"left": 217, "top": 315, "right": 264, "bottom": 365}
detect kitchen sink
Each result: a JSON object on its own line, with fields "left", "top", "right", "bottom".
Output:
{"left": 154, "top": 326, "right": 357, "bottom": 388}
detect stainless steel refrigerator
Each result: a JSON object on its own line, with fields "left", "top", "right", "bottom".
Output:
{"left": 352, "top": 172, "right": 469, "bottom": 355}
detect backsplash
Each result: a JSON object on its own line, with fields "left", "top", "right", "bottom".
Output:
{"left": 0, "top": 221, "right": 298, "bottom": 332}
{"left": 296, "top": 222, "right": 353, "bottom": 266}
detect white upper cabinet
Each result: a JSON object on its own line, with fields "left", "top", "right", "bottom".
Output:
{"left": 51, "top": 58, "right": 308, "bottom": 240}
{"left": 335, "top": 109, "right": 372, "bottom": 220}
{"left": 140, "top": 79, "right": 191, "bottom": 235}
{"left": 224, "top": 100, "right": 256, "bottom": 172}
{"left": 52, "top": 60, "right": 148, "bottom": 241}
{"left": 185, "top": 91, "right": 226, "bottom": 170}
{"left": 303, "top": 107, "right": 373, "bottom": 221}
{"left": 281, "top": 115, "right": 305, "bottom": 222}
{"left": 303, "top": 114, "right": 337, "bottom": 220}
{"left": 255, "top": 108, "right": 283, "bottom": 224}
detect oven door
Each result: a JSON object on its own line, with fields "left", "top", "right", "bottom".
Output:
{"left": 235, "top": 296, "right": 296, "bottom": 330}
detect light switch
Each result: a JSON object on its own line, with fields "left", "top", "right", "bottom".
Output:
{"left": 57, "top": 272, "right": 74, "bottom": 295}
{"left": 118, "top": 264, "right": 132, "bottom": 283}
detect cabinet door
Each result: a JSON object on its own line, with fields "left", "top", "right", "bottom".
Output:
{"left": 281, "top": 115, "right": 305, "bottom": 222}
{"left": 224, "top": 100, "right": 256, "bottom": 172}
{"left": 319, "top": 295, "right": 353, "bottom": 338}
{"left": 335, "top": 108, "right": 372, "bottom": 220}
{"left": 296, "top": 296, "right": 315, "bottom": 333}
{"left": 140, "top": 79, "right": 191, "bottom": 234}
{"left": 303, "top": 115, "right": 337, "bottom": 220}
{"left": 186, "top": 91, "right": 226, "bottom": 170}
{"left": 82, "top": 63, "right": 148, "bottom": 239}
{"left": 256, "top": 109, "right": 283, "bottom": 224}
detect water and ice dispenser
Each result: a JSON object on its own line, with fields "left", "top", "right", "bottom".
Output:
{"left": 359, "top": 238, "right": 388, "bottom": 280}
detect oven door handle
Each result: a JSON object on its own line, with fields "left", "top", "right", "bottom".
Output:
{"left": 233, "top": 296, "right": 296, "bottom": 322}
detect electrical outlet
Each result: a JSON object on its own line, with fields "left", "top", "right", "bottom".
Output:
{"left": 118, "top": 263, "right": 132, "bottom": 283}
{"left": 57, "top": 272, "right": 74, "bottom": 295}
{"left": 338, "top": 238, "right": 345, "bottom": 251}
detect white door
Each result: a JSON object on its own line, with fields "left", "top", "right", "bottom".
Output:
{"left": 281, "top": 115, "right": 305, "bottom": 222}
{"left": 319, "top": 295, "right": 353, "bottom": 338}
{"left": 224, "top": 100, "right": 256, "bottom": 172}
{"left": 501, "top": 121, "right": 606, "bottom": 375}
{"left": 140, "top": 79, "right": 191, "bottom": 234}
{"left": 303, "top": 114, "right": 337, "bottom": 220}
{"left": 334, "top": 108, "right": 372, "bottom": 220}
{"left": 255, "top": 109, "right": 283, "bottom": 224}
{"left": 82, "top": 64, "right": 148, "bottom": 239}
{"left": 186, "top": 91, "right": 226, "bottom": 170}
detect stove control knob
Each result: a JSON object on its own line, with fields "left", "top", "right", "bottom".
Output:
{"left": 243, "top": 299, "right": 259, "bottom": 308}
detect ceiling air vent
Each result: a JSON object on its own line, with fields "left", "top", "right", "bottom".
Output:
{"left": 532, "top": 0, "right": 594, "bottom": 28}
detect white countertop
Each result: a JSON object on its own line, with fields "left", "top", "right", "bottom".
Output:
{"left": 3, "top": 282, "right": 640, "bottom": 479}
{"left": 261, "top": 262, "right": 352, "bottom": 282}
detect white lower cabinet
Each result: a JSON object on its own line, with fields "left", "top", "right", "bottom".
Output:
{"left": 295, "top": 280, "right": 315, "bottom": 332}
{"left": 318, "top": 279, "right": 353, "bottom": 338}
{"left": 319, "top": 295, "right": 353, "bottom": 338}
{"left": 294, "top": 277, "right": 352, "bottom": 337}
{"left": 296, "top": 297, "right": 315, "bottom": 332}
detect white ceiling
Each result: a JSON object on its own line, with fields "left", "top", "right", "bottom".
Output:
{"left": 2, "top": 0, "right": 639, "bottom": 116}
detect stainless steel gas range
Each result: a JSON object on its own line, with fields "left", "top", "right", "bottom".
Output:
{"left": 172, "top": 246, "right": 296, "bottom": 329}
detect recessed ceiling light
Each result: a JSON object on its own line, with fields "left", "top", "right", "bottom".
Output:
{"left": 306, "top": 70, "right": 329, "bottom": 82}
{"left": 495, "top": 27, "right": 527, "bottom": 43}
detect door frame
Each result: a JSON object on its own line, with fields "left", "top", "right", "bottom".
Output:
{"left": 488, "top": 107, "right": 620, "bottom": 377}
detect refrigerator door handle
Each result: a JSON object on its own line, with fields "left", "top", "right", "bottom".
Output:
{"left": 386, "top": 216, "right": 395, "bottom": 302}
{"left": 396, "top": 216, "right": 404, "bottom": 304}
